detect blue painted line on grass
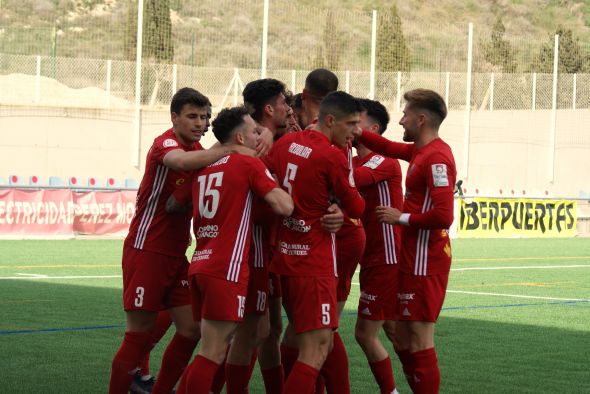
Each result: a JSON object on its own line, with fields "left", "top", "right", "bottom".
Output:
{"left": 2, "top": 300, "right": 588, "bottom": 335}
{"left": 0, "top": 324, "right": 125, "bottom": 335}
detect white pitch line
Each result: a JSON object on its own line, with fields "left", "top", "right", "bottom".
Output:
{"left": 0, "top": 275, "right": 121, "bottom": 280}
{"left": 16, "top": 273, "right": 48, "bottom": 278}
{"left": 451, "top": 264, "right": 590, "bottom": 271}
{"left": 446, "top": 290, "right": 590, "bottom": 303}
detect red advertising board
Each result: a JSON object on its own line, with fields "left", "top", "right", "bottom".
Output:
{"left": 0, "top": 188, "right": 136, "bottom": 238}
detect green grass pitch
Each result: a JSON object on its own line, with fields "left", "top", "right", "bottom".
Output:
{"left": 1, "top": 238, "right": 589, "bottom": 393}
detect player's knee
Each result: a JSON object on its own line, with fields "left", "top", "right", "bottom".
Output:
{"left": 256, "top": 323, "right": 270, "bottom": 346}
{"left": 354, "top": 326, "right": 371, "bottom": 347}
{"left": 175, "top": 321, "right": 201, "bottom": 341}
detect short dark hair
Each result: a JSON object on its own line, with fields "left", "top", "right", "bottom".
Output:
{"left": 305, "top": 68, "right": 338, "bottom": 102}
{"left": 212, "top": 106, "right": 250, "bottom": 144}
{"left": 170, "top": 87, "right": 211, "bottom": 114}
{"left": 242, "top": 78, "right": 287, "bottom": 122}
{"left": 403, "top": 89, "right": 447, "bottom": 128}
{"left": 290, "top": 93, "right": 303, "bottom": 110}
{"left": 358, "top": 99, "right": 390, "bottom": 134}
{"left": 318, "top": 91, "right": 362, "bottom": 122}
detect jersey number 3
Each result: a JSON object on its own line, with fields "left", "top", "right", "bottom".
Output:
{"left": 197, "top": 172, "right": 223, "bottom": 219}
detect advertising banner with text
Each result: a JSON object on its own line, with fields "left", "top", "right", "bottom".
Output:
{"left": 0, "top": 188, "right": 136, "bottom": 238}
{"left": 458, "top": 197, "right": 577, "bottom": 238}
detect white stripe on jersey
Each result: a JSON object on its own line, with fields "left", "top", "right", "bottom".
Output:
{"left": 227, "top": 191, "right": 254, "bottom": 282}
{"left": 377, "top": 181, "right": 397, "bottom": 265}
{"left": 252, "top": 224, "right": 264, "bottom": 268}
{"left": 415, "top": 188, "right": 432, "bottom": 276}
{"left": 331, "top": 233, "right": 338, "bottom": 277}
{"left": 134, "top": 165, "right": 168, "bottom": 249}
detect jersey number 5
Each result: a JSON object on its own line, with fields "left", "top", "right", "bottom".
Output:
{"left": 283, "top": 163, "right": 298, "bottom": 195}
{"left": 197, "top": 172, "right": 223, "bottom": 219}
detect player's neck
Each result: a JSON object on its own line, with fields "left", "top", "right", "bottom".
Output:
{"left": 415, "top": 129, "right": 439, "bottom": 149}
{"left": 258, "top": 118, "right": 278, "bottom": 136}
{"left": 356, "top": 145, "right": 371, "bottom": 158}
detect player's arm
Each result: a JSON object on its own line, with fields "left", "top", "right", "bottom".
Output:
{"left": 263, "top": 188, "right": 294, "bottom": 217}
{"left": 163, "top": 146, "right": 232, "bottom": 171}
{"left": 353, "top": 129, "right": 414, "bottom": 162}
{"left": 320, "top": 203, "right": 344, "bottom": 233}
{"left": 353, "top": 156, "right": 399, "bottom": 189}
{"left": 377, "top": 155, "right": 455, "bottom": 229}
{"left": 329, "top": 155, "right": 365, "bottom": 219}
{"left": 165, "top": 176, "right": 194, "bottom": 213}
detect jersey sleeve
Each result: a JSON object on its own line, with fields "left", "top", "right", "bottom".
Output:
{"left": 327, "top": 151, "right": 365, "bottom": 219}
{"left": 353, "top": 155, "right": 399, "bottom": 189}
{"left": 358, "top": 130, "right": 414, "bottom": 162}
{"left": 408, "top": 151, "right": 456, "bottom": 229}
{"left": 247, "top": 157, "right": 280, "bottom": 198}
{"left": 173, "top": 174, "right": 194, "bottom": 205}
{"left": 151, "top": 137, "right": 184, "bottom": 163}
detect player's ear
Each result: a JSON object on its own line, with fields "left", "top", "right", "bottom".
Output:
{"left": 264, "top": 103, "right": 274, "bottom": 117}
{"left": 171, "top": 112, "right": 178, "bottom": 126}
{"left": 235, "top": 131, "right": 245, "bottom": 145}
{"left": 325, "top": 114, "right": 335, "bottom": 127}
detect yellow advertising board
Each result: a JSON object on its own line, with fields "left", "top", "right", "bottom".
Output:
{"left": 458, "top": 198, "right": 577, "bottom": 238}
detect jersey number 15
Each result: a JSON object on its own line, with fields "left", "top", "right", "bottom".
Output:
{"left": 197, "top": 172, "right": 223, "bottom": 219}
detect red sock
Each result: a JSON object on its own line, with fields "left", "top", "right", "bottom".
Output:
{"left": 280, "top": 344, "right": 299, "bottom": 379}
{"left": 226, "top": 363, "right": 252, "bottom": 394}
{"left": 261, "top": 365, "right": 284, "bottom": 394}
{"left": 109, "top": 331, "right": 152, "bottom": 394}
{"left": 410, "top": 348, "right": 440, "bottom": 394}
{"left": 182, "top": 355, "right": 220, "bottom": 394}
{"left": 319, "top": 332, "right": 350, "bottom": 393}
{"left": 151, "top": 333, "right": 199, "bottom": 394}
{"left": 395, "top": 348, "right": 415, "bottom": 391}
{"left": 314, "top": 375, "right": 325, "bottom": 393}
{"left": 369, "top": 357, "right": 396, "bottom": 394}
{"left": 283, "top": 361, "right": 319, "bottom": 394}
{"left": 210, "top": 357, "right": 227, "bottom": 393}
{"left": 139, "top": 311, "right": 173, "bottom": 376}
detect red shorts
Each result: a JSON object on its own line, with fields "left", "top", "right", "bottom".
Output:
{"left": 245, "top": 267, "right": 269, "bottom": 316}
{"left": 336, "top": 225, "right": 366, "bottom": 302}
{"left": 357, "top": 264, "right": 399, "bottom": 321}
{"left": 394, "top": 271, "right": 449, "bottom": 322}
{"left": 122, "top": 246, "right": 190, "bottom": 312}
{"left": 189, "top": 274, "right": 248, "bottom": 322}
{"left": 281, "top": 275, "right": 338, "bottom": 334}
{"left": 268, "top": 271, "right": 282, "bottom": 299}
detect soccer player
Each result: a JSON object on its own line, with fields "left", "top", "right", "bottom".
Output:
{"left": 109, "top": 88, "right": 249, "bottom": 394}
{"left": 352, "top": 99, "right": 403, "bottom": 394}
{"left": 300, "top": 68, "right": 339, "bottom": 127}
{"left": 265, "top": 91, "right": 365, "bottom": 394}
{"left": 178, "top": 106, "right": 294, "bottom": 394}
{"left": 353, "top": 89, "right": 457, "bottom": 394}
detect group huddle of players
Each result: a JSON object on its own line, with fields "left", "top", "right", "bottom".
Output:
{"left": 108, "top": 68, "right": 457, "bottom": 394}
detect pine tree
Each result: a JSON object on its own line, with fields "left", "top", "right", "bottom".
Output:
{"left": 376, "top": 4, "right": 410, "bottom": 72}
{"left": 483, "top": 16, "right": 516, "bottom": 72}
{"left": 533, "top": 27, "right": 589, "bottom": 73}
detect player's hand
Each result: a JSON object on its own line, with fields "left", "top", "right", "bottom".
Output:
{"left": 376, "top": 206, "right": 402, "bottom": 224}
{"left": 256, "top": 126, "right": 274, "bottom": 157}
{"left": 321, "top": 203, "right": 344, "bottom": 233}
{"left": 231, "top": 144, "right": 256, "bottom": 157}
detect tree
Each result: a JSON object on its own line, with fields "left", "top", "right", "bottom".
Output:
{"left": 124, "top": 0, "right": 174, "bottom": 62}
{"left": 483, "top": 16, "right": 516, "bottom": 73}
{"left": 313, "top": 10, "right": 342, "bottom": 70}
{"left": 376, "top": 4, "right": 410, "bottom": 72}
{"left": 532, "top": 27, "right": 589, "bottom": 73}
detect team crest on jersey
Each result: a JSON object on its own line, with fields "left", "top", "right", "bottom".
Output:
{"left": 363, "top": 155, "right": 385, "bottom": 169}
{"left": 432, "top": 163, "right": 449, "bottom": 187}
{"left": 176, "top": 178, "right": 185, "bottom": 186}
{"left": 163, "top": 138, "right": 178, "bottom": 148}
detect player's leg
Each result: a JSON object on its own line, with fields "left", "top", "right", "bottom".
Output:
{"left": 109, "top": 247, "right": 166, "bottom": 394}
{"left": 258, "top": 272, "right": 284, "bottom": 393}
{"left": 182, "top": 319, "right": 239, "bottom": 394}
{"left": 355, "top": 318, "right": 397, "bottom": 394}
{"left": 226, "top": 313, "right": 264, "bottom": 394}
{"left": 151, "top": 259, "right": 200, "bottom": 394}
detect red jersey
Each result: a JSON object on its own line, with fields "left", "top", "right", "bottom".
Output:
{"left": 353, "top": 152, "right": 403, "bottom": 267}
{"left": 189, "top": 154, "right": 278, "bottom": 283}
{"left": 359, "top": 131, "right": 456, "bottom": 275}
{"left": 249, "top": 199, "right": 275, "bottom": 269}
{"left": 264, "top": 129, "right": 365, "bottom": 277}
{"left": 124, "top": 128, "right": 201, "bottom": 257}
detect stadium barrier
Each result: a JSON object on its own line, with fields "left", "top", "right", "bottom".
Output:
{"left": 0, "top": 188, "right": 136, "bottom": 239}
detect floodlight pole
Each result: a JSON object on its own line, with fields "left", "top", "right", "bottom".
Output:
{"left": 369, "top": 10, "right": 377, "bottom": 100}
{"left": 132, "top": 0, "right": 144, "bottom": 168}
{"left": 261, "top": 0, "right": 269, "bottom": 78}
{"left": 549, "top": 34, "right": 559, "bottom": 183}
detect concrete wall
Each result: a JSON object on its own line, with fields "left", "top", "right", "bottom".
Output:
{"left": 1, "top": 105, "right": 589, "bottom": 197}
